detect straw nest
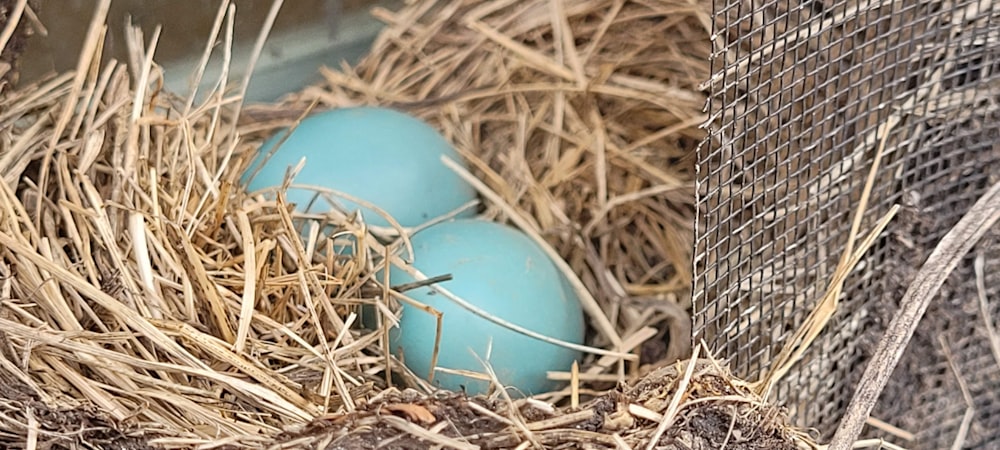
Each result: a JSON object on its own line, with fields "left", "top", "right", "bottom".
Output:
{"left": 0, "top": 0, "right": 815, "bottom": 448}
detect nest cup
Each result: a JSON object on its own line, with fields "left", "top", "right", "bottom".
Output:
{"left": 0, "top": 0, "right": 818, "bottom": 448}
{"left": 242, "top": 0, "right": 708, "bottom": 388}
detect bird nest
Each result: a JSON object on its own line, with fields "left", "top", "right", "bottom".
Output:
{"left": 0, "top": 0, "right": 820, "bottom": 448}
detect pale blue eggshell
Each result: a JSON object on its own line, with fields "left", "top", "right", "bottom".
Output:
{"left": 243, "top": 106, "right": 478, "bottom": 228}
{"left": 388, "top": 219, "right": 585, "bottom": 396}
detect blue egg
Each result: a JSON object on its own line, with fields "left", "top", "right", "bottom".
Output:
{"left": 244, "top": 106, "right": 478, "bottom": 228}
{"left": 387, "top": 219, "right": 585, "bottom": 396}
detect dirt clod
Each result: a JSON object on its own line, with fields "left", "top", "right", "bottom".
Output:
{"left": 273, "top": 360, "right": 810, "bottom": 449}
{"left": 0, "top": 379, "right": 151, "bottom": 450}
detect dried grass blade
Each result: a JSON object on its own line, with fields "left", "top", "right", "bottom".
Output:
{"left": 757, "top": 116, "right": 899, "bottom": 396}
{"left": 645, "top": 345, "right": 700, "bottom": 450}
{"left": 464, "top": 20, "right": 575, "bottom": 82}
{"left": 760, "top": 205, "right": 898, "bottom": 394}
{"left": 0, "top": 232, "right": 208, "bottom": 369}
{"left": 182, "top": 1, "right": 232, "bottom": 114}
{"left": 149, "top": 319, "right": 321, "bottom": 417}
{"left": 129, "top": 212, "right": 163, "bottom": 317}
{"left": 170, "top": 223, "right": 235, "bottom": 343}
{"left": 36, "top": 0, "right": 110, "bottom": 229}
{"left": 234, "top": 210, "right": 258, "bottom": 353}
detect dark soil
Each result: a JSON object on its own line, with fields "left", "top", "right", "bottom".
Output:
{"left": 274, "top": 360, "right": 805, "bottom": 449}
{"left": 0, "top": 378, "right": 151, "bottom": 450}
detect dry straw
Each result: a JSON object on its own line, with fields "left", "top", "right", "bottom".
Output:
{"left": 1, "top": 0, "right": 820, "bottom": 448}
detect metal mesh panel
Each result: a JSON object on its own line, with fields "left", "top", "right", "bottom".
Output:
{"left": 695, "top": 0, "right": 1000, "bottom": 446}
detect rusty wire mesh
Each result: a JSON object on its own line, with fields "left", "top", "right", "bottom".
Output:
{"left": 694, "top": 0, "right": 1000, "bottom": 447}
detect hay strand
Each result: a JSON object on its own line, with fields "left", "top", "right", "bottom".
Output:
{"left": 0, "top": 0, "right": 821, "bottom": 447}
{"left": 756, "top": 117, "right": 902, "bottom": 396}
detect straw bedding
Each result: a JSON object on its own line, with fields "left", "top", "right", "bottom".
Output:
{"left": 0, "top": 0, "right": 815, "bottom": 448}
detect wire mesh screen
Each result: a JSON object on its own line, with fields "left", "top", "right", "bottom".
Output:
{"left": 694, "top": 0, "right": 1000, "bottom": 446}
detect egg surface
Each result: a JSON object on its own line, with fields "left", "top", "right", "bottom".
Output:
{"left": 244, "top": 106, "right": 478, "bottom": 228}
{"left": 388, "top": 219, "right": 585, "bottom": 395}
